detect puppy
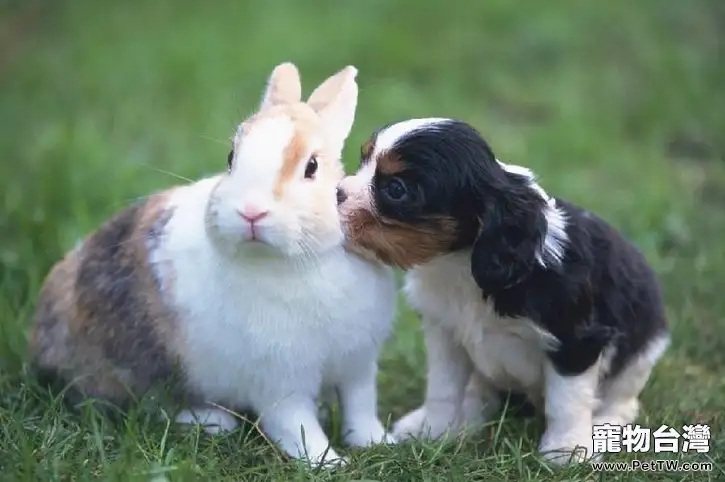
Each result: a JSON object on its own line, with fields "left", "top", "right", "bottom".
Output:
{"left": 336, "top": 118, "right": 669, "bottom": 464}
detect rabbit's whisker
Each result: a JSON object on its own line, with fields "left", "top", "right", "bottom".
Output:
{"left": 199, "top": 134, "right": 232, "bottom": 147}
{"left": 135, "top": 162, "right": 195, "bottom": 184}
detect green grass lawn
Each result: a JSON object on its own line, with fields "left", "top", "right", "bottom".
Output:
{"left": 2, "top": 0, "right": 724, "bottom": 480}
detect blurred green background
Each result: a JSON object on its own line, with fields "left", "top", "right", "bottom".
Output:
{"left": 1, "top": 0, "right": 724, "bottom": 480}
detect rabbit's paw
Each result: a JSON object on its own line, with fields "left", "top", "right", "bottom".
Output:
{"left": 175, "top": 407, "right": 239, "bottom": 435}
{"left": 343, "top": 417, "right": 397, "bottom": 447}
{"left": 304, "top": 449, "right": 348, "bottom": 469}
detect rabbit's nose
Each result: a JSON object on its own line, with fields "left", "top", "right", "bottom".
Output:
{"left": 336, "top": 187, "right": 347, "bottom": 205}
{"left": 238, "top": 206, "right": 269, "bottom": 223}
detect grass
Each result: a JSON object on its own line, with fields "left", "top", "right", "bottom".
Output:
{"left": 1, "top": 0, "right": 724, "bottom": 480}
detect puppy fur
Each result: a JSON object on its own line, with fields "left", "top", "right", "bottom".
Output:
{"left": 337, "top": 118, "right": 669, "bottom": 464}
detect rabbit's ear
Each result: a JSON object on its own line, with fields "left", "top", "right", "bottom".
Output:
{"left": 259, "top": 62, "right": 302, "bottom": 110}
{"left": 307, "top": 65, "right": 358, "bottom": 154}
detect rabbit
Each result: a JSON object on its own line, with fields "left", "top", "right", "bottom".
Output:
{"left": 29, "top": 62, "right": 398, "bottom": 466}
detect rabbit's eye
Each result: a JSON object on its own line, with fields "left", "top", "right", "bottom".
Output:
{"left": 227, "top": 150, "right": 234, "bottom": 172}
{"left": 304, "top": 156, "right": 318, "bottom": 179}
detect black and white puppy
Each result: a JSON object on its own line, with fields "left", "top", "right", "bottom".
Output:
{"left": 337, "top": 118, "right": 669, "bottom": 464}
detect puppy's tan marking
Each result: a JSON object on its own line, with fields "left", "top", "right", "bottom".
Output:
{"left": 360, "top": 138, "right": 375, "bottom": 161}
{"left": 345, "top": 208, "right": 459, "bottom": 269}
{"left": 376, "top": 150, "right": 406, "bottom": 176}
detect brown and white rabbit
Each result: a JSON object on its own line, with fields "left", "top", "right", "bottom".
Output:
{"left": 30, "top": 63, "right": 397, "bottom": 466}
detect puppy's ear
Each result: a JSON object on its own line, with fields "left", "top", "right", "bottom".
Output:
{"left": 259, "top": 62, "right": 302, "bottom": 110}
{"left": 307, "top": 65, "right": 358, "bottom": 155}
{"left": 470, "top": 189, "right": 548, "bottom": 292}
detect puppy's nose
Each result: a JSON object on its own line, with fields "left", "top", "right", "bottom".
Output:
{"left": 336, "top": 187, "right": 348, "bottom": 205}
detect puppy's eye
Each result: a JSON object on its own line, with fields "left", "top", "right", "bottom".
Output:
{"left": 227, "top": 150, "right": 234, "bottom": 172}
{"left": 383, "top": 177, "right": 408, "bottom": 201}
{"left": 304, "top": 156, "right": 318, "bottom": 179}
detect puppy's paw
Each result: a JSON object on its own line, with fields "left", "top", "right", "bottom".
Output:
{"left": 392, "top": 406, "right": 429, "bottom": 440}
{"left": 538, "top": 428, "right": 594, "bottom": 466}
{"left": 393, "top": 406, "right": 459, "bottom": 441}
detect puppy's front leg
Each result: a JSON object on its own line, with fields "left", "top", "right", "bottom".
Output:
{"left": 394, "top": 318, "right": 473, "bottom": 440}
{"left": 539, "top": 358, "right": 599, "bottom": 465}
{"left": 460, "top": 372, "right": 501, "bottom": 434}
